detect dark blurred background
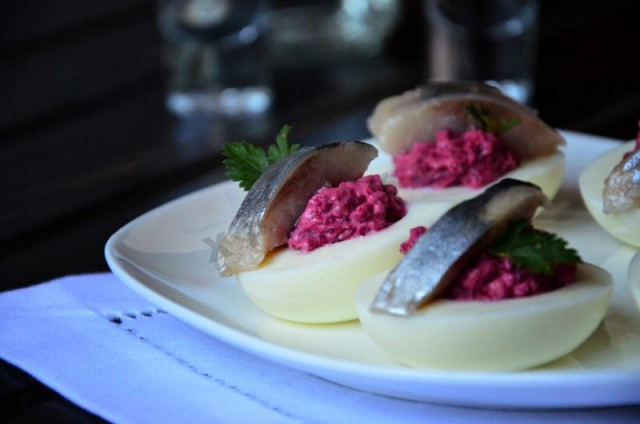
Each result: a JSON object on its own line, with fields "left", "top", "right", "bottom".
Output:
{"left": 1, "top": 1, "right": 640, "bottom": 422}
{"left": 1, "top": 0, "right": 640, "bottom": 291}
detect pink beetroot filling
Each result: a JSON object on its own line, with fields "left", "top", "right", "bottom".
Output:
{"left": 399, "top": 226, "right": 427, "bottom": 254}
{"left": 393, "top": 129, "right": 519, "bottom": 189}
{"left": 448, "top": 254, "right": 577, "bottom": 301}
{"left": 288, "top": 175, "right": 406, "bottom": 252}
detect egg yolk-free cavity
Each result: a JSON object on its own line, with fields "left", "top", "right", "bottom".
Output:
{"left": 367, "top": 149, "right": 564, "bottom": 204}
{"left": 392, "top": 129, "right": 519, "bottom": 189}
{"left": 448, "top": 254, "right": 577, "bottom": 301}
{"left": 356, "top": 264, "right": 612, "bottom": 371}
{"left": 580, "top": 141, "right": 640, "bottom": 247}
{"left": 288, "top": 175, "right": 406, "bottom": 252}
{"left": 236, "top": 201, "right": 451, "bottom": 323}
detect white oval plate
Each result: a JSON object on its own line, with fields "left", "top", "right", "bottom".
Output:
{"left": 105, "top": 131, "right": 640, "bottom": 409}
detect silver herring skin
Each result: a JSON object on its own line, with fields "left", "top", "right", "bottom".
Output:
{"left": 371, "top": 179, "right": 549, "bottom": 316}
{"left": 367, "top": 81, "right": 565, "bottom": 159}
{"left": 217, "top": 141, "right": 377, "bottom": 277}
{"left": 603, "top": 149, "right": 640, "bottom": 214}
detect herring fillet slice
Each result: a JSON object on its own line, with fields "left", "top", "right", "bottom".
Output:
{"left": 367, "top": 81, "right": 565, "bottom": 159}
{"left": 603, "top": 149, "right": 640, "bottom": 214}
{"left": 371, "top": 179, "right": 549, "bottom": 316}
{"left": 217, "top": 141, "right": 378, "bottom": 277}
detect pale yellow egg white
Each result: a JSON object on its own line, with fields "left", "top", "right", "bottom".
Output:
{"left": 356, "top": 263, "right": 612, "bottom": 371}
{"left": 580, "top": 141, "right": 640, "bottom": 248}
{"left": 237, "top": 201, "right": 451, "bottom": 324}
{"left": 367, "top": 152, "right": 565, "bottom": 204}
{"left": 627, "top": 251, "right": 640, "bottom": 310}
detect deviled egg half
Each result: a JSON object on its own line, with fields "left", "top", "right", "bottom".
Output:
{"left": 579, "top": 139, "right": 640, "bottom": 248}
{"left": 217, "top": 140, "right": 449, "bottom": 323}
{"left": 356, "top": 179, "right": 612, "bottom": 371}
{"left": 366, "top": 82, "right": 566, "bottom": 204}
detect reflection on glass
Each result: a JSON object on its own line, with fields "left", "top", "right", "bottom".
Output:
{"left": 426, "top": 0, "right": 539, "bottom": 104}
{"left": 158, "top": 0, "right": 273, "bottom": 117}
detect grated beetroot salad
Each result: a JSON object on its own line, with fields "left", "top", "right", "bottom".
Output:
{"left": 398, "top": 227, "right": 578, "bottom": 300}
{"left": 288, "top": 175, "right": 406, "bottom": 252}
{"left": 393, "top": 129, "right": 519, "bottom": 189}
{"left": 448, "top": 254, "right": 577, "bottom": 301}
{"left": 399, "top": 226, "right": 427, "bottom": 254}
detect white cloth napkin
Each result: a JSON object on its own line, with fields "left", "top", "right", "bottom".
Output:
{"left": 1, "top": 274, "right": 638, "bottom": 424}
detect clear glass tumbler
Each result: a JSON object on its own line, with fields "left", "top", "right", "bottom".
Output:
{"left": 158, "top": 0, "right": 273, "bottom": 117}
{"left": 426, "top": 0, "right": 539, "bottom": 104}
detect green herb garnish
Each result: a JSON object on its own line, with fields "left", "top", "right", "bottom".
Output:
{"left": 490, "top": 220, "right": 582, "bottom": 274}
{"left": 267, "top": 124, "right": 296, "bottom": 163}
{"left": 465, "top": 104, "right": 521, "bottom": 135}
{"left": 222, "top": 125, "right": 300, "bottom": 191}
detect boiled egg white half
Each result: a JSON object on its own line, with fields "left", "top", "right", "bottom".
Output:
{"left": 236, "top": 201, "right": 451, "bottom": 324}
{"left": 356, "top": 263, "right": 612, "bottom": 371}
{"left": 366, "top": 150, "right": 565, "bottom": 204}
{"left": 579, "top": 141, "right": 640, "bottom": 248}
{"left": 627, "top": 251, "right": 640, "bottom": 310}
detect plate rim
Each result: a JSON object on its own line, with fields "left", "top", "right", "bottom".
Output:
{"left": 105, "top": 130, "right": 640, "bottom": 409}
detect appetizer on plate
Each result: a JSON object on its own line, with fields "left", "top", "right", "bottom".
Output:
{"left": 356, "top": 179, "right": 612, "bottom": 371}
{"left": 579, "top": 121, "right": 640, "bottom": 247}
{"left": 366, "top": 81, "right": 566, "bottom": 203}
{"left": 217, "top": 127, "right": 448, "bottom": 323}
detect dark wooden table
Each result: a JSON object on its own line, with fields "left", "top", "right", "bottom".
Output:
{"left": 2, "top": 0, "right": 640, "bottom": 422}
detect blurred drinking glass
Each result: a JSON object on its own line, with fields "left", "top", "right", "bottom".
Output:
{"left": 426, "top": 0, "right": 539, "bottom": 104}
{"left": 158, "top": 0, "right": 272, "bottom": 117}
{"left": 269, "top": 0, "right": 401, "bottom": 66}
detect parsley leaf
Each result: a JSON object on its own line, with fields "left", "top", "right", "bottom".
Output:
{"left": 222, "top": 125, "right": 300, "bottom": 191}
{"left": 267, "top": 124, "right": 299, "bottom": 164}
{"left": 490, "top": 220, "right": 582, "bottom": 274}
{"left": 465, "top": 104, "right": 522, "bottom": 135}
{"left": 222, "top": 141, "right": 269, "bottom": 191}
